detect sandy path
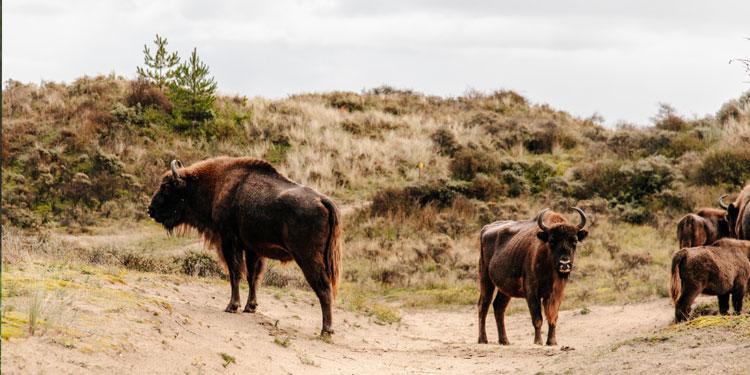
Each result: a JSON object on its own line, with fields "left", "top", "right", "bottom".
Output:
{"left": 2, "top": 270, "right": 692, "bottom": 375}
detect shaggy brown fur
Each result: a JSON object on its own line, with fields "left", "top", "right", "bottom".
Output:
{"left": 676, "top": 208, "right": 730, "bottom": 249}
{"left": 670, "top": 238, "right": 750, "bottom": 322}
{"left": 148, "top": 157, "right": 342, "bottom": 335}
{"left": 723, "top": 185, "right": 750, "bottom": 240}
{"left": 477, "top": 208, "right": 588, "bottom": 346}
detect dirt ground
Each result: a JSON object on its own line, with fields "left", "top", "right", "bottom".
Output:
{"left": 3, "top": 259, "right": 749, "bottom": 375}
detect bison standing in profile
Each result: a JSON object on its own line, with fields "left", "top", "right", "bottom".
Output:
{"left": 671, "top": 238, "right": 750, "bottom": 322}
{"left": 721, "top": 186, "right": 750, "bottom": 240}
{"left": 148, "top": 157, "right": 341, "bottom": 336}
{"left": 676, "top": 197, "right": 731, "bottom": 249}
{"left": 477, "top": 208, "right": 588, "bottom": 346}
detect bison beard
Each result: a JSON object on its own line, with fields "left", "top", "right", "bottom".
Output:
{"left": 477, "top": 208, "right": 588, "bottom": 346}
{"left": 148, "top": 157, "right": 341, "bottom": 336}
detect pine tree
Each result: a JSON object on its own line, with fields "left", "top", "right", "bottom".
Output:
{"left": 136, "top": 34, "right": 180, "bottom": 90}
{"left": 170, "top": 48, "right": 218, "bottom": 128}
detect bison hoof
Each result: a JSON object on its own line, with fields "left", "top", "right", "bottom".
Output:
{"left": 546, "top": 340, "right": 557, "bottom": 346}
{"left": 499, "top": 339, "right": 510, "bottom": 345}
{"left": 243, "top": 304, "right": 257, "bottom": 313}
{"left": 224, "top": 303, "right": 240, "bottom": 313}
{"left": 321, "top": 328, "right": 334, "bottom": 337}
{"left": 478, "top": 338, "right": 488, "bottom": 344}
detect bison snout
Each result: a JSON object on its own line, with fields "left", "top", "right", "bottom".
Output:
{"left": 558, "top": 257, "right": 572, "bottom": 273}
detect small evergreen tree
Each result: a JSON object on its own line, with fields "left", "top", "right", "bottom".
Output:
{"left": 136, "top": 34, "right": 180, "bottom": 90}
{"left": 170, "top": 48, "right": 218, "bottom": 131}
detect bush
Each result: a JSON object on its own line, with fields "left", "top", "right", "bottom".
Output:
{"left": 571, "top": 156, "right": 676, "bottom": 206}
{"left": 370, "top": 180, "right": 471, "bottom": 216}
{"left": 695, "top": 148, "right": 750, "bottom": 186}
{"left": 449, "top": 148, "right": 498, "bottom": 180}
{"left": 523, "top": 121, "right": 558, "bottom": 154}
{"left": 430, "top": 128, "right": 461, "bottom": 156}
{"left": 126, "top": 79, "right": 172, "bottom": 112}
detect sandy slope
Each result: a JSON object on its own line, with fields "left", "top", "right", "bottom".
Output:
{"left": 6, "top": 265, "right": 745, "bottom": 375}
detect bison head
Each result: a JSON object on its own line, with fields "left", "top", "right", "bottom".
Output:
{"left": 148, "top": 160, "right": 189, "bottom": 231}
{"left": 719, "top": 194, "right": 739, "bottom": 237}
{"left": 536, "top": 207, "right": 588, "bottom": 276}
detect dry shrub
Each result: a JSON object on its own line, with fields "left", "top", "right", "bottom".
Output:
{"left": 524, "top": 121, "right": 559, "bottom": 154}
{"left": 430, "top": 128, "right": 461, "bottom": 156}
{"left": 178, "top": 251, "right": 224, "bottom": 277}
{"left": 126, "top": 79, "right": 172, "bottom": 112}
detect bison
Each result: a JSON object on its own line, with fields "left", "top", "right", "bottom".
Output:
{"left": 720, "top": 186, "right": 750, "bottom": 240}
{"left": 477, "top": 208, "right": 588, "bottom": 346}
{"left": 670, "top": 238, "right": 750, "bottom": 322}
{"left": 676, "top": 198, "right": 731, "bottom": 249}
{"left": 148, "top": 157, "right": 342, "bottom": 336}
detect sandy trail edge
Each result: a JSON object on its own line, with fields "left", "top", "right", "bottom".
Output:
{"left": 2, "top": 270, "right": 696, "bottom": 375}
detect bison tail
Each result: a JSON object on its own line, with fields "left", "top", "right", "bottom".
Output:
{"left": 321, "top": 198, "right": 342, "bottom": 301}
{"left": 670, "top": 249, "right": 688, "bottom": 305}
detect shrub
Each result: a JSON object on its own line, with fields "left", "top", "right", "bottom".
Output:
{"left": 523, "top": 160, "right": 557, "bottom": 194}
{"left": 652, "top": 103, "right": 689, "bottom": 131}
{"left": 523, "top": 121, "right": 558, "bottom": 154}
{"left": 126, "top": 79, "right": 172, "bottom": 112}
{"left": 178, "top": 251, "right": 224, "bottom": 277}
{"left": 449, "top": 148, "right": 498, "bottom": 180}
{"left": 327, "top": 91, "right": 368, "bottom": 112}
{"left": 370, "top": 180, "right": 471, "bottom": 216}
{"left": 571, "top": 156, "right": 676, "bottom": 206}
{"left": 430, "top": 128, "right": 461, "bottom": 156}
{"left": 695, "top": 148, "right": 750, "bottom": 186}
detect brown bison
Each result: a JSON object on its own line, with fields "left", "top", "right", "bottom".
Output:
{"left": 148, "top": 157, "right": 341, "bottom": 336}
{"left": 670, "top": 238, "right": 750, "bottom": 322}
{"left": 477, "top": 208, "right": 588, "bottom": 346}
{"left": 676, "top": 199, "right": 731, "bottom": 249}
{"left": 720, "top": 186, "right": 750, "bottom": 240}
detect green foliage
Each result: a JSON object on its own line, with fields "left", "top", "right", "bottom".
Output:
{"left": 169, "top": 48, "right": 218, "bottom": 134}
{"left": 695, "top": 149, "right": 750, "bottom": 187}
{"left": 136, "top": 34, "right": 180, "bottom": 90}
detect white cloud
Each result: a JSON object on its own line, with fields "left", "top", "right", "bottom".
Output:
{"left": 3, "top": 0, "right": 749, "bottom": 125}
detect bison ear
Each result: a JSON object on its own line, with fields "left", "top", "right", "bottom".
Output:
{"left": 577, "top": 229, "right": 589, "bottom": 241}
{"left": 536, "top": 231, "right": 549, "bottom": 243}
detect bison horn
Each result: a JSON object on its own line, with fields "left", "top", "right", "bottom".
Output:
{"left": 572, "top": 207, "right": 587, "bottom": 230}
{"left": 536, "top": 208, "right": 551, "bottom": 232}
{"left": 171, "top": 159, "right": 183, "bottom": 179}
{"left": 719, "top": 194, "right": 729, "bottom": 210}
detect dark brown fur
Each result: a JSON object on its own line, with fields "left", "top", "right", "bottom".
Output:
{"left": 725, "top": 185, "right": 750, "bottom": 240}
{"left": 148, "top": 157, "right": 342, "bottom": 335}
{"left": 477, "top": 209, "right": 588, "bottom": 346}
{"left": 676, "top": 208, "right": 730, "bottom": 249}
{"left": 670, "top": 238, "right": 750, "bottom": 322}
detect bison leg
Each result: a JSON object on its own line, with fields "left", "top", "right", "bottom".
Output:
{"left": 476, "top": 272, "right": 495, "bottom": 344}
{"left": 732, "top": 286, "right": 745, "bottom": 315}
{"left": 221, "top": 240, "right": 243, "bottom": 313}
{"left": 675, "top": 288, "right": 699, "bottom": 322}
{"left": 492, "top": 293, "right": 511, "bottom": 345}
{"left": 243, "top": 252, "right": 266, "bottom": 313}
{"left": 543, "top": 297, "right": 562, "bottom": 346}
{"left": 526, "top": 296, "right": 544, "bottom": 345}
{"left": 718, "top": 293, "right": 730, "bottom": 315}
{"left": 298, "top": 260, "right": 334, "bottom": 336}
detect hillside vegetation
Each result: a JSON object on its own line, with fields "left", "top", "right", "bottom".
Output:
{"left": 3, "top": 75, "right": 750, "bottom": 313}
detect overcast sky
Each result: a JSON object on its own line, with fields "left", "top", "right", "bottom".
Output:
{"left": 4, "top": 0, "right": 750, "bottom": 125}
